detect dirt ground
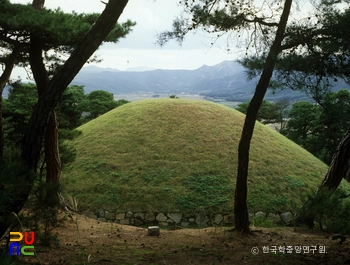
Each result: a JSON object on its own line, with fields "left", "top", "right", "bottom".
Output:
{"left": 12, "top": 212, "right": 350, "bottom": 265}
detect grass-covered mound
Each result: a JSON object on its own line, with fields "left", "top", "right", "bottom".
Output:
{"left": 62, "top": 99, "right": 329, "bottom": 214}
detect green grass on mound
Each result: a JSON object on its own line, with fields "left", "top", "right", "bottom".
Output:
{"left": 62, "top": 99, "right": 331, "bottom": 214}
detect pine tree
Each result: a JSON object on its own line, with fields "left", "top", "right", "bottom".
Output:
{"left": 0, "top": 0, "right": 132, "bottom": 238}
{"left": 158, "top": 0, "right": 350, "bottom": 232}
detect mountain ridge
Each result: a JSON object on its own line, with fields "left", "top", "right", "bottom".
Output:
{"left": 71, "top": 61, "right": 350, "bottom": 102}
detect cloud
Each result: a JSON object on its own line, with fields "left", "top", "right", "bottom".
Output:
{"left": 91, "top": 47, "right": 239, "bottom": 70}
{"left": 9, "top": 0, "right": 241, "bottom": 71}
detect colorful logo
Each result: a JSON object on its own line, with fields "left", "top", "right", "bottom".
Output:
{"left": 9, "top": 232, "right": 35, "bottom": 256}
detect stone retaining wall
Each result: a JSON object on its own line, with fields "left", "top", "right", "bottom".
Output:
{"left": 81, "top": 209, "right": 294, "bottom": 227}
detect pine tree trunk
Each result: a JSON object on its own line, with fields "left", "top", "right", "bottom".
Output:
{"left": 234, "top": 0, "right": 293, "bottom": 233}
{"left": 321, "top": 130, "right": 350, "bottom": 189}
{"left": 0, "top": 93, "right": 4, "bottom": 160}
{"left": 296, "top": 130, "right": 350, "bottom": 227}
{"left": 43, "top": 111, "right": 62, "bottom": 206}
{"left": 30, "top": 0, "right": 63, "bottom": 207}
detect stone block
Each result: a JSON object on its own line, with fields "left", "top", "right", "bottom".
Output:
{"left": 115, "top": 212, "right": 125, "bottom": 220}
{"left": 119, "top": 218, "right": 130, "bottom": 225}
{"left": 133, "top": 218, "right": 144, "bottom": 226}
{"left": 105, "top": 212, "right": 116, "bottom": 220}
{"left": 147, "top": 226, "right": 160, "bottom": 236}
{"left": 156, "top": 213, "right": 167, "bottom": 222}
{"left": 96, "top": 210, "right": 105, "bottom": 218}
{"left": 213, "top": 214, "right": 223, "bottom": 225}
{"left": 97, "top": 217, "right": 107, "bottom": 222}
{"left": 267, "top": 213, "right": 281, "bottom": 223}
{"left": 189, "top": 218, "right": 195, "bottom": 223}
{"left": 280, "top": 212, "right": 293, "bottom": 225}
{"left": 158, "top": 221, "right": 168, "bottom": 227}
{"left": 255, "top": 212, "right": 266, "bottom": 218}
{"left": 267, "top": 213, "right": 276, "bottom": 220}
{"left": 145, "top": 213, "right": 155, "bottom": 221}
{"left": 81, "top": 210, "right": 97, "bottom": 219}
{"left": 223, "top": 214, "right": 234, "bottom": 224}
{"left": 196, "top": 208, "right": 208, "bottom": 227}
{"left": 134, "top": 212, "right": 145, "bottom": 220}
{"left": 181, "top": 222, "right": 190, "bottom": 227}
{"left": 167, "top": 213, "right": 182, "bottom": 224}
{"left": 125, "top": 211, "right": 133, "bottom": 218}
{"left": 249, "top": 214, "right": 254, "bottom": 223}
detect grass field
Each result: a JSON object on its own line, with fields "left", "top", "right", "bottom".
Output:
{"left": 62, "top": 98, "right": 333, "bottom": 214}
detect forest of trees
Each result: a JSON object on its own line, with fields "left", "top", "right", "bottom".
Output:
{"left": 3, "top": 82, "right": 129, "bottom": 151}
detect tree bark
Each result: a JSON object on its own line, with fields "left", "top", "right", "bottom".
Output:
{"left": 234, "top": 0, "right": 293, "bottom": 233}
{"left": 0, "top": 46, "right": 20, "bottom": 160}
{"left": 30, "top": 0, "right": 63, "bottom": 207}
{"left": 44, "top": 111, "right": 63, "bottom": 206}
{"left": 0, "top": 0, "right": 129, "bottom": 238}
{"left": 296, "top": 130, "right": 350, "bottom": 227}
{"left": 320, "top": 130, "right": 350, "bottom": 189}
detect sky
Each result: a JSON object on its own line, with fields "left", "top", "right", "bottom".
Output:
{"left": 10, "top": 0, "right": 244, "bottom": 74}
{"left": 8, "top": 0, "right": 326, "bottom": 78}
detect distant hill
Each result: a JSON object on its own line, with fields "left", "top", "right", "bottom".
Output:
{"left": 72, "top": 61, "right": 244, "bottom": 94}
{"left": 71, "top": 61, "right": 350, "bottom": 102}
{"left": 62, "top": 99, "right": 329, "bottom": 214}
